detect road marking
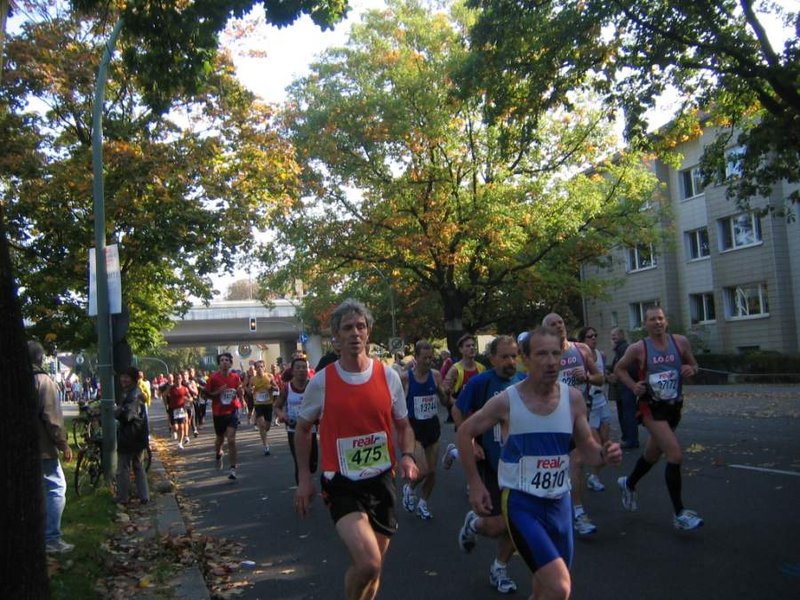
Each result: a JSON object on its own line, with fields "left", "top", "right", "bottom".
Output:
{"left": 729, "top": 464, "right": 800, "bottom": 477}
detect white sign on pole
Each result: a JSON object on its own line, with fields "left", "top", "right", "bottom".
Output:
{"left": 88, "top": 244, "right": 122, "bottom": 316}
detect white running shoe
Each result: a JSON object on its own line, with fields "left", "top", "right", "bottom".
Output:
{"left": 618, "top": 476, "right": 638, "bottom": 512}
{"left": 228, "top": 467, "right": 237, "bottom": 480}
{"left": 673, "top": 509, "right": 704, "bottom": 530}
{"left": 442, "top": 443, "right": 457, "bottom": 470}
{"left": 586, "top": 473, "right": 605, "bottom": 492}
{"left": 574, "top": 512, "right": 598, "bottom": 535}
{"left": 458, "top": 510, "right": 478, "bottom": 553}
{"left": 402, "top": 483, "right": 417, "bottom": 513}
{"left": 489, "top": 562, "right": 517, "bottom": 594}
{"left": 46, "top": 539, "right": 75, "bottom": 554}
{"left": 178, "top": 442, "right": 184, "bottom": 450}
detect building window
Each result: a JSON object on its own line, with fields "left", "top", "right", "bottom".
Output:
{"left": 629, "top": 300, "right": 659, "bottom": 329}
{"left": 685, "top": 227, "right": 710, "bottom": 260}
{"left": 724, "top": 283, "right": 769, "bottom": 319}
{"left": 718, "top": 212, "right": 762, "bottom": 251}
{"left": 626, "top": 244, "right": 657, "bottom": 272}
{"left": 690, "top": 293, "right": 716, "bottom": 324}
{"left": 724, "top": 146, "right": 746, "bottom": 180}
{"left": 680, "top": 166, "right": 704, "bottom": 200}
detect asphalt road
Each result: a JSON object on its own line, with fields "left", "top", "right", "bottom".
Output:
{"left": 150, "top": 384, "right": 800, "bottom": 600}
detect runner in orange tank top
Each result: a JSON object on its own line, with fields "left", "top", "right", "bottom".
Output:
{"left": 293, "top": 299, "right": 418, "bottom": 600}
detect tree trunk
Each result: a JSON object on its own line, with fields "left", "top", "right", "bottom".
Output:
{"left": 441, "top": 289, "right": 467, "bottom": 357}
{"left": 0, "top": 204, "right": 50, "bottom": 597}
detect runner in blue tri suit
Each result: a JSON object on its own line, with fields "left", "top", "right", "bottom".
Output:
{"left": 457, "top": 327, "right": 622, "bottom": 600}
{"left": 453, "top": 335, "right": 526, "bottom": 594}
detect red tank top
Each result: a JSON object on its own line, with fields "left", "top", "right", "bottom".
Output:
{"left": 320, "top": 360, "right": 396, "bottom": 479}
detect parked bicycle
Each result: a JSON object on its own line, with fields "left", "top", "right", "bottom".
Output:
{"left": 74, "top": 434, "right": 152, "bottom": 496}
{"left": 72, "top": 399, "right": 101, "bottom": 449}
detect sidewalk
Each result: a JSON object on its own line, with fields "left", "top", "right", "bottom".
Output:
{"left": 137, "top": 410, "right": 211, "bottom": 600}
{"left": 141, "top": 446, "right": 210, "bottom": 600}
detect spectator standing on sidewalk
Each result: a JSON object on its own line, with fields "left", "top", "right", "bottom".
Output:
{"left": 608, "top": 327, "right": 639, "bottom": 449}
{"left": 30, "top": 341, "right": 74, "bottom": 554}
{"left": 115, "top": 367, "right": 150, "bottom": 506}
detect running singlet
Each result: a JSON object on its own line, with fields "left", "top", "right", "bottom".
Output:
{"left": 451, "top": 361, "right": 485, "bottom": 398}
{"left": 559, "top": 343, "right": 590, "bottom": 407}
{"left": 251, "top": 374, "right": 273, "bottom": 406}
{"left": 319, "top": 360, "right": 396, "bottom": 481}
{"left": 168, "top": 385, "right": 188, "bottom": 420}
{"left": 406, "top": 370, "right": 439, "bottom": 421}
{"left": 456, "top": 370, "right": 526, "bottom": 470}
{"left": 498, "top": 383, "right": 573, "bottom": 499}
{"left": 205, "top": 371, "right": 242, "bottom": 417}
{"left": 285, "top": 382, "right": 308, "bottom": 433}
{"left": 588, "top": 350, "right": 608, "bottom": 410}
{"left": 642, "top": 336, "right": 683, "bottom": 402}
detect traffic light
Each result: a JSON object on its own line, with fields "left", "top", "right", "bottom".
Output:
{"left": 249, "top": 317, "right": 257, "bottom": 332}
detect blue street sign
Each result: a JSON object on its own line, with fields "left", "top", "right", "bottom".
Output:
{"left": 298, "top": 332, "right": 309, "bottom": 344}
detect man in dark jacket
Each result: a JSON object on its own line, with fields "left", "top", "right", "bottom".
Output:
{"left": 115, "top": 366, "right": 150, "bottom": 505}
{"left": 608, "top": 328, "right": 639, "bottom": 448}
{"left": 30, "top": 341, "right": 74, "bottom": 554}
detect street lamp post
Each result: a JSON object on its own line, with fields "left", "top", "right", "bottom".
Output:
{"left": 92, "top": 18, "right": 124, "bottom": 483}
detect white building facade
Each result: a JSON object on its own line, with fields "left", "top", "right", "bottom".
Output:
{"left": 581, "top": 127, "right": 800, "bottom": 354}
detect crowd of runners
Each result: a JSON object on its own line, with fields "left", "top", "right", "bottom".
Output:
{"left": 129, "top": 299, "right": 703, "bottom": 600}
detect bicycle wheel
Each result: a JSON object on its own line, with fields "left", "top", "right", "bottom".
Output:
{"left": 72, "top": 418, "right": 88, "bottom": 449}
{"left": 74, "top": 447, "right": 102, "bottom": 497}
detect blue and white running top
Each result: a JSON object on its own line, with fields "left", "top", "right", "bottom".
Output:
{"left": 498, "top": 383, "right": 573, "bottom": 499}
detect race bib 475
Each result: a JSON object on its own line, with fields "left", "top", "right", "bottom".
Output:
{"left": 337, "top": 431, "right": 392, "bottom": 480}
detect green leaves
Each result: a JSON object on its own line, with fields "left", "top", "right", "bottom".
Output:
{"left": 464, "top": 0, "right": 800, "bottom": 211}
{"left": 2, "top": 6, "right": 301, "bottom": 352}
{"left": 268, "top": 0, "right": 658, "bottom": 346}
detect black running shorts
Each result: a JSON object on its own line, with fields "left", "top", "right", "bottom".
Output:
{"left": 320, "top": 470, "right": 398, "bottom": 537}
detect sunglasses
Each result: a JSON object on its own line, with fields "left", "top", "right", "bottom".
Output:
{"left": 585, "top": 333, "right": 597, "bottom": 338}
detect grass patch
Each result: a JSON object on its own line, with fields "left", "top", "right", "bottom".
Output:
{"left": 50, "top": 421, "right": 187, "bottom": 599}
{"left": 50, "top": 418, "right": 117, "bottom": 599}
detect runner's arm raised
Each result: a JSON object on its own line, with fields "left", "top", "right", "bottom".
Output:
{"left": 614, "top": 342, "right": 646, "bottom": 397}
{"left": 676, "top": 335, "right": 700, "bottom": 379}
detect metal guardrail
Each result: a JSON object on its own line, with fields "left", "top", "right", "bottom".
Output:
{"left": 696, "top": 367, "right": 800, "bottom": 383}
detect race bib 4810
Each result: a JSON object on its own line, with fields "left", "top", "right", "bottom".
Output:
{"left": 518, "top": 454, "right": 570, "bottom": 499}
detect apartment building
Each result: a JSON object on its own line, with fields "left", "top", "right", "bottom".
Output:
{"left": 581, "top": 127, "right": 800, "bottom": 354}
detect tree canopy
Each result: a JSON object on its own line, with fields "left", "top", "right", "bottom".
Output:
{"left": 71, "top": 0, "right": 350, "bottom": 112}
{"left": 2, "top": 4, "right": 300, "bottom": 352}
{"left": 265, "top": 0, "right": 660, "bottom": 350}
{"left": 463, "top": 0, "right": 800, "bottom": 210}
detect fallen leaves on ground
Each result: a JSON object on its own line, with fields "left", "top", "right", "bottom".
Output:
{"left": 91, "top": 436, "right": 251, "bottom": 599}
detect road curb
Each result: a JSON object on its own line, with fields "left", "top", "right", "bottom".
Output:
{"left": 150, "top": 450, "right": 211, "bottom": 600}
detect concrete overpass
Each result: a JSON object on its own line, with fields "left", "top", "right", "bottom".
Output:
{"left": 163, "top": 299, "right": 323, "bottom": 366}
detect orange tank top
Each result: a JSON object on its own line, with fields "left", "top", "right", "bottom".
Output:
{"left": 320, "top": 360, "right": 396, "bottom": 480}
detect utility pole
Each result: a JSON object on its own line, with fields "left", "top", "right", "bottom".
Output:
{"left": 92, "top": 19, "right": 124, "bottom": 482}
